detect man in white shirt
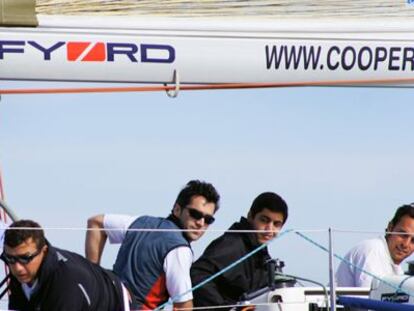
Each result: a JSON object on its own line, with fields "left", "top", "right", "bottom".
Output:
{"left": 336, "top": 203, "right": 414, "bottom": 287}
{"left": 85, "top": 180, "right": 220, "bottom": 310}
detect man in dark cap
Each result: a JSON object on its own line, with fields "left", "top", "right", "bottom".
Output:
{"left": 191, "top": 192, "right": 288, "bottom": 310}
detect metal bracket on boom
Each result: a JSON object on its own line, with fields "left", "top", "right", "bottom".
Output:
{"left": 164, "top": 70, "right": 180, "bottom": 98}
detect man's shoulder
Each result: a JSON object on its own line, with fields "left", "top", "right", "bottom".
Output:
{"left": 130, "top": 215, "right": 169, "bottom": 228}
{"left": 202, "top": 230, "right": 246, "bottom": 257}
{"left": 49, "top": 247, "right": 99, "bottom": 277}
{"left": 353, "top": 237, "right": 383, "bottom": 249}
{"left": 346, "top": 237, "right": 385, "bottom": 259}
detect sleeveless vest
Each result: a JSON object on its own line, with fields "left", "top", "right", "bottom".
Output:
{"left": 113, "top": 216, "right": 190, "bottom": 310}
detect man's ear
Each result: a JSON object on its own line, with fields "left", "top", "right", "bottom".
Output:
{"left": 172, "top": 203, "right": 182, "bottom": 217}
{"left": 386, "top": 222, "right": 393, "bottom": 233}
{"left": 41, "top": 244, "right": 48, "bottom": 255}
{"left": 385, "top": 222, "right": 394, "bottom": 240}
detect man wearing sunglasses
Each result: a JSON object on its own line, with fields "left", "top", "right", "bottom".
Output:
{"left": 2, "top": 219, "right": 128, "bottom": 311}
{"left": 85, "top": 180, "right": 220, "bottom": 310}
{"left": 191, "top": 192, "right": 288, "bottom": 310}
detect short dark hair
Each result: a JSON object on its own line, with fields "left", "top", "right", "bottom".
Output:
{"left": 249, "top": 192, "right": 288, "bottom": 223}
{"left": 389, "top": 203, "right": 414, "bottom": 228}
{"left": 4, "top": 220, "right": 46, "bottom": 250}
{"left": 175, "top": 180, "right": 220, "bottom": 212}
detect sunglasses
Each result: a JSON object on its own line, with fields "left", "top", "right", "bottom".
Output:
{"left": 185, "top": 206, "right": 215, "bottom": 225}
{"left": 1, "top": 249, "right": 42, "bottom": 265}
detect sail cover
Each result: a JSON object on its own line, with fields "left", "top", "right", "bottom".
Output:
{"left": 1, "top": 0, "right": 414, "bottom": 86}
{"left": 1, "top": 0, "right": 414, "bottom": 26}
{"left": 35, "top": 0, "right": 414, "bottom": 18}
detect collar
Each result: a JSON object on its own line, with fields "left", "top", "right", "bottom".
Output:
{"left": 21, "top": 279, "right": 39, "bottom": 300}
{"left": 14, "top": 241, "right": 56, "bottom": 300}
{"left": 229, "top": 217, "right": 262, "bottom": 249}
{"left": 229, "top": 217, "right": 271, "bottom": 264}
{"left": 166, "top": 214, "right": 191, "bottom": 243}
{"left": 381, "top": 236, "right": 401, "bottom": 269}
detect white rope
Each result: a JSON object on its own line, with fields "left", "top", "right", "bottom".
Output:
{"left": 143, "top": 301, "right": 329, "bottom": 310}
{"left": 0, "top": 300, "right": 327, "bottom": 311}
{"left": 4, "top": 226, "right": 411, "bottom": 235}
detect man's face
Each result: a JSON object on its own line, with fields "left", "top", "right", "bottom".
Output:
{"left": 4, "top": 238, "right": 47, "bottom": 285}
{"left": 386, "top": 215, "right": 414, "bottom": 265}
{"left": 248, "top": 208, "right": 285, "bottom": 244}
{"left": 174, "top": 195, "right": 216, "bottom": 242}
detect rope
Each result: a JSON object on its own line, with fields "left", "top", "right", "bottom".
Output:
{"left": 0, "top": 170, "right": 10, "bottom": 288}
{"left": 8, "top": 226, "right": 411, "bottom": 236}
{"left": 2, "top": 226, "right": 326, "bottom": 233}
{"left": 295, "top": 231, "right": 414, "bottom": 298}
{"left": 0, "top": 168, "right": 5, "bottom": 222}
{"left": 1, "top": 77, "right": 414, "bottom": 96}
{"left": 154, "top": 228, "right": 294, "bottom": 311}
{"left": 0, "top": 301, "right": 316, "bottom": 311}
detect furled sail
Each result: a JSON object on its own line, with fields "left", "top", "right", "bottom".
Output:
{"left": 23, "top": 0, "right": 414, "bottom": 20}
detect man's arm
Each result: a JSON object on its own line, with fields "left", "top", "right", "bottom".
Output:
{"left": 86, "top": 214, "right": 136, "bottom": 264}
{"left": 191, "top": 261, "right": 227, "bottom": 308}
{"left": 164, "top": 247, "right": 195, "bottom": 309}
{"left": 39, "top": 273, "right": 90, "bottom": 311}
{"left": 85, "top": 214, "right": 107, "bottom": 264}
{"left": 8, "top": 278, "right": 28, "bottom": 311}
{"left": 173, "top": 300, "right": 193, "bottom": 310}
{"left": 191, "top": 237, "right": 246, "bottom": 308}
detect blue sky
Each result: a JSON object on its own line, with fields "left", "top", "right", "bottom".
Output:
{"left": 0, "top": 81, "right": 414, "bottom": 285}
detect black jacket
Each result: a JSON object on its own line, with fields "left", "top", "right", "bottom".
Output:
{"left": 9, "top": 243, "right": 124, "bottom": 311}
{"left": 191, "top": 217, "right": 271, "bottom": 310}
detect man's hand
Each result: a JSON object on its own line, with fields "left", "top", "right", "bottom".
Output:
{"left": 85, "top": 214, "right": 107, "bottom": 264}
{"left": 173, "top": 299, "right": 193, "bottom": 311}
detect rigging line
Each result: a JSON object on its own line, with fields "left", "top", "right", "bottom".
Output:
{"left": 134, "top": 300, "right": 327, "bottom": 311}
{"left": 3, "top": 226, "right": 306, "bottom": 233}
{"left": 295, "top": 231, "right": 414, "bottom": 298}
{"left": 0, "top": 169, "right": 9, "bottom": 300}
{"left": 0, "top": 301, "right": 325, "bottom": 311}
{"left": 0, "top": 179, "right": 6, "bottom": 223}
{"left": 4, "top": 226, "right": 396, "bottom": 234}
{"left": 277, "top": 272, "right": 330, "bottom": 309}
{"left": 154, "top": 228, "right": 294, "bottom": 311}
{"left": 4, "top": 226, "right": 329, "bottom": 233}
{"left": 334, "top": 229, "right": 404, "bottom": 235}
{"left": 0, "top": 168, "right": 5, "bottom": 205}
{"left": 0, "top": 199, "right": 18, "bottom": 222}
{"left": 1, "top": 76, "right": 414, "bottom": 95}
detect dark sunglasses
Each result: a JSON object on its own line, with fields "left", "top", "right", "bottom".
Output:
{"left": 1, "top": 249, "right": 42, "bottom": 265}
{"left": 185, "top": 206, "right": 215, "bottom": 225}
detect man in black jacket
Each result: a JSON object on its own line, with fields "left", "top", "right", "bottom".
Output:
{"left": 191, "top": 192, "right": 288, "bottom": 310}
{"left": 1, "top": 219, "right": 127, "bottom": 311}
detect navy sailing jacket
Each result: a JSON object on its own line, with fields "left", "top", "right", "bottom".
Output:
{"left": 8, "top": 243, "right": 124, "bottom": 311}
{"left": 191, "top": 217, "right": 271, "bottom": 310}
